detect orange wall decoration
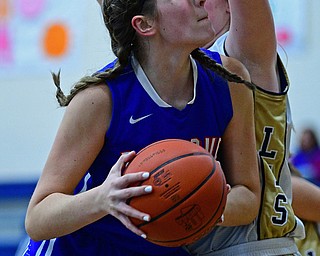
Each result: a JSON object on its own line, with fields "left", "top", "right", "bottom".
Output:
{"left": 0, "top": 0, "right": 10, "bottom": 19}
{"left": 0, "top": 1, "right": 81, "bottom": 75}
{"left": 43, "top": 23, "right": 69, "bottom": 58}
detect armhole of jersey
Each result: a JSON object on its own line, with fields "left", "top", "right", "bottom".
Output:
{"left": 277, "top": 55, "right": 289, "bottom": 94}
{"left": 92, "top": 61, "right": 119, "bottom": 140}
{"left": 198, "top": 48, "right": 233, "bottom": 136}
{"left": 105, "top": 82, "right": 119, "bottom": 140}
{"left": 200, "top": 48, "right": 223, "bottom": 65}
{"left": 223, "top": 39, "right": 230, "bottom": 57}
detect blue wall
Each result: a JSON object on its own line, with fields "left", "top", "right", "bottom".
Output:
{"left": 0, "top": 182, "right": 36, "bottom": 256}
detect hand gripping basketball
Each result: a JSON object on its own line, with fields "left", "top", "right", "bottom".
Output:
{"left": 123, "top": 139, "right": 228, "bottom": 247}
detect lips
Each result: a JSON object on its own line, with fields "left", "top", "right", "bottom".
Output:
{"left": 198, "top": 16, "right": 209, "bottom": 22}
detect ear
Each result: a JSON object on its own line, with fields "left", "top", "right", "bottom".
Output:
{"left": 131, "top": 15, "right": 155, "bottom": 36}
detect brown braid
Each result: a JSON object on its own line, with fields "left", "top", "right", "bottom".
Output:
{"left": 53, "top": 0, "right": 154, "bottom": 107}
{"left": 191, "top": 49, "right": 256, "bottom": 90}
{"left": 52, "top": 71, "right": 114, "bottom": 107}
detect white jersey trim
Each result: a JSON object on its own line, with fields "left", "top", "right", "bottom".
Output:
{"left": 131, "top": 55, "right": 198, "bottom": 107}
{"left": 34, "top": 238, "right": 56, "bottom": 256}
{"left": 78, "top": 172, "right": 91, "bottom": 193}
{"left": 209, "top": 32, "right": 229, "bottom": 55}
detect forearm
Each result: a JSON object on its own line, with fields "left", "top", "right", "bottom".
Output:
{"left": 227, "top": 0, "right": 277, "bottom": 64}
{"left": 218, "top": 68, "right": 260, "bottom": 227}
{"left": 221, "top": 185, "right": 260, "bottom": 226}
{"left": 292, "top": 176, "right": 320, "bottom": 222}
{"left": 25, "top": 186, "right": 105, "bottom": 241}
{"left": 228, "top": 0, "right": 275, "bottom": 38}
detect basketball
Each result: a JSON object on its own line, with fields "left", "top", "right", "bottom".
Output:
{"left": 123, "top": 139, "right": 228, "bottom": 247}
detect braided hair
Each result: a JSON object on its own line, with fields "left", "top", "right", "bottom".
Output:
{"left": 53, "top": 0, "right": 254, "bottom": 107}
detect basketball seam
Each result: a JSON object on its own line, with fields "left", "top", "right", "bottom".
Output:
{"left": 149, "top": 171, "right": 227, "bottom": 245}
{"left": 136, "top": 154, "right": 216, "bottom": 228}
{"left": 126, "top": 152, "right": 212, "bottom": 205}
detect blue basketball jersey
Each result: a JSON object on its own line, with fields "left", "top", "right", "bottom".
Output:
{"left": 24, "top": 50, "right": 233, "bottom": 256}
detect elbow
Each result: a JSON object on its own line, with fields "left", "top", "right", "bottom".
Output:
{"left": 249, "top": 194, "right": 260, "bottom": 223}
{"left": 249, "top": 184, "right": 261, "bottom": 219}
{"left": 25, "top": 212, "right": 45, "bottom": 242}
{"left": 241, "top": 187, "right": 261, "bottom": 225}
{"left": 223, "top": 184, "right": 261, "bottom": 226}
{"left": 239, "top": 196, "right": 260, "bottom": 225}
{"left": 25, "top": 215, "right": 39, "bottom": 241}
{"left": 247, "top": 176, "right": 261, "bottom": 223}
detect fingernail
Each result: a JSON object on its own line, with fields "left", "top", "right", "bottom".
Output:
{"left": 142, "top": 172, "right": 149, "bottom": 179}
{"left": 141, "top": 234, "right": 147, "bottom": 239}
{"left": 143, "top": 215, "right": 150, "bottom": 222}
{"left": 144, "top": 186, "right": 152, "bottom": 193}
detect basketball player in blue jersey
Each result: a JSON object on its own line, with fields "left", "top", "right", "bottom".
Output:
{"left": 184, "top": 0, "right": 306, "bottom": 255}
{"left": 23, "top": 0, "right": 260, "bottom": 255}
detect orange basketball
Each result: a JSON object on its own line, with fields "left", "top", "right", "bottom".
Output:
{"left": 123, "top": 139, "right": 228, "bottom": 247}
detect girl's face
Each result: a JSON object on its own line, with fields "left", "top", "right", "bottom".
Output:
{"left": 204, "top": 0, "right": 230, "bottom": 36}
{"left": 155, "top": 0, "right": 215, "bottom": 49}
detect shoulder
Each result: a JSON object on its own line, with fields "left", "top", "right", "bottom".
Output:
{"left": 69, "top": 83, "right": 111, "bottom": 108}
{"left": 220, "top": 56, "right": 254, "bottom": 112}
{"left": 220, "top": 55, "right": 250, "bottom": 82}
{"left": 65, "top": 83, "right": 112, "bottom": 128}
